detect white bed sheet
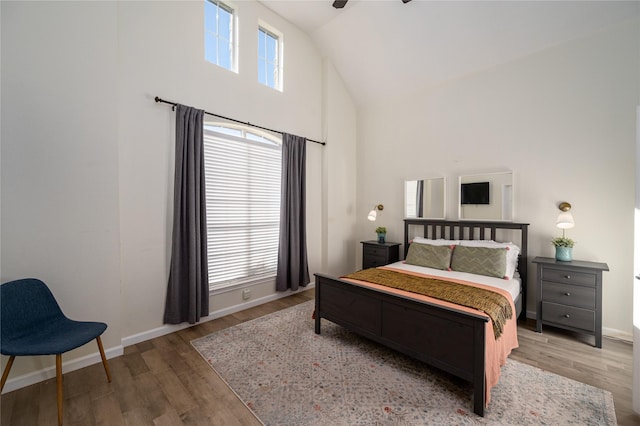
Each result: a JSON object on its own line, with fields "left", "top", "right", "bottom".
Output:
{"left": 385, "top": 261, "right": 521, "bottom": 301}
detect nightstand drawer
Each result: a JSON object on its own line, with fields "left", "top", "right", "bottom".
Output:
{"left": 363, "top": 245, "right": 387, "bottom": 257}
{"left": 541, "top": 268, "right": 596, "bottom": 287}
{"left": 541, "top": 281, "right": 595, "bottom": 309}
{"left": 541, "top": 302, "right": 595, "bottom": 332}
{"left": 363, "top": 256, "right": 387, "bottom": 269}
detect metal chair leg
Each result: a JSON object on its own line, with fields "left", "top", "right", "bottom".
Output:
{"left": 56, "top": 354, "right": 63, "bottom": 426}
{"left": 95, "top": 336, "right": 111, "bottom": 382}
{"left": 1, "top": 355, "right": 16, "bottom": 392}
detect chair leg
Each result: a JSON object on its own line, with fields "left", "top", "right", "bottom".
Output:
{"left": 96, "top": 336, "right": 111, "bottom": 383}
{"left": 1, "top": 355, "right": 16, "bottom": 392}
{"left": 56, "top": 354, "right": 63, "bottom": 426}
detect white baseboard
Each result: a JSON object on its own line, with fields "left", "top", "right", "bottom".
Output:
{"left": 525, "top": 310, "right": 632, "bottom": 342}
{"left": 121, "top": 283, "right": 315, "bottom": 347}
{"left": 1, "top": 345, "right": 124, "bottom": 394}
{"left": 3, "top": 283, "right": 315, "bottom": 394}
{"left": 603, "top": 327, "right": 633, "bottom": 343}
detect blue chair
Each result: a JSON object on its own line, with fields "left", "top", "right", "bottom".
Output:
{"left": 0, "top": 278, "right": 111, "bottom": 426}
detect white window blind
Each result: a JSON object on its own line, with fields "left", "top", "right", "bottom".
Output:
{"left": 203, "top": 124, "right": 282, "bottom": 291}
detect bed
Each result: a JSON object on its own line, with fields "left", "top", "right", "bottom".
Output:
{"left": 314, "top": 219, "right": 529, "bottom": 416}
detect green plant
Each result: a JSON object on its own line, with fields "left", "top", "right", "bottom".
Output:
{"left": 375, "top": 226, "right": 387, "bottom": 234}
{"left": 551, "top": 237, "right": 575, "bottom": 248}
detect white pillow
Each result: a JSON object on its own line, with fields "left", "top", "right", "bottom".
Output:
{"left": 459, "top": 240, "right": 520, "bottom": 279}
{"left": 411, "top": 236, "right": 459, "bottom": 246}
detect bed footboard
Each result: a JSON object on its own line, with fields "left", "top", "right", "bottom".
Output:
{"left": 314, "top": 273, "right": 488, "bottom": 416}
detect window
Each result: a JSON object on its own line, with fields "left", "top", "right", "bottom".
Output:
{"left": 258, "top": 25, "right": 282, "bottom": 90}
{"left": 203, "top": 123, "right": 282, "bottom": 291}
{"left": 204, "top": 0, "right": 236, "bottom": 71}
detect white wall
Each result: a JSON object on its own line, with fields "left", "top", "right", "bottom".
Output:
{"left": 1, "top": 0, "right": 352, "bottom": 389}
{"left": 356, "top": 17, "right": 640, "bottom": 338}
{"left": 1, "top": 1, "right": 123, "bottom": 380}
{"left": 634, "top": 106, "right": 640, "bottom": 413}
{"left": 322, "top": 60, "right": 358, "bottom": 276}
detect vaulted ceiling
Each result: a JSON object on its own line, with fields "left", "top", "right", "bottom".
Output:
{"left": 260, "top": 0, "right": 640, "bottom": 106}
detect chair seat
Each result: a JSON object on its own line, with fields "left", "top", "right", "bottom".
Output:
{"left": 1, "top": 317, "right": 106, "bottom": 356}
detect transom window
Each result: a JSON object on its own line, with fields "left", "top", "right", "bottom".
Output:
{"left": 203, "top": 123, "right": 282, "bottom": 291}
{"left": 258, "top": 25, "right": 282, "bottom": 90}
{"left": 204, "top": 0, "right": 236, "bottom": 71}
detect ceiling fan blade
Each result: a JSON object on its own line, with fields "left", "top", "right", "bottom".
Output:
{"left": 334, "top": 0, "right": 409, "bottom": 9}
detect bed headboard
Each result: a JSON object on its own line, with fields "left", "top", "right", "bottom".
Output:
{"left": 403, "top": 219, "right": 529, "bottom": 315}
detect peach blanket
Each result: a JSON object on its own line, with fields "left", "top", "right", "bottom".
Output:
{"left": 343, "top": 265, "right": 519, "bottom": 406}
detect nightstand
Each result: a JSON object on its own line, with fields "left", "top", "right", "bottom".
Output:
{"left": 533, "top": 256, "right": 609, "bottom": 348}
{"left": 361, "top": 240, "right": 401, "bottom": 269}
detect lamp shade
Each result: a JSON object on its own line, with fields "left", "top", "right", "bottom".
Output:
{"left": 556, "top": 211, "right": 575, "bottom": 229}
{"left": 367, "top": 204, "right": 384, "bottom": 221}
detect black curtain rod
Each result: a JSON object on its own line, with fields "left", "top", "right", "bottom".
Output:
{"left": 154, "top": 96, "right": 326, "bottom": 146}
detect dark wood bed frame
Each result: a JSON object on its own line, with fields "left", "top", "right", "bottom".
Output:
{"left": 314, "top": 219, "right": 529, "bottom": 416}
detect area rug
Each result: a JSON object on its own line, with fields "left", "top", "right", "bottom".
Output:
{"left": 191, "top": 301, "right": 616, "bottom": 425}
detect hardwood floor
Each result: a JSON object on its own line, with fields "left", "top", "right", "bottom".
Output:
{"left": 1, "top": 289, "right": 637, "bottom": 425}
{"left": 511, "top": 320, "right": 638, "bottom": 426}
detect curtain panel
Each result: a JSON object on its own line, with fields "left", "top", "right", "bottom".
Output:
{"left": 416, "top": 179, "right": 424, "bottom": 218}
{"left": 163, "top": 104, "right": 209, "bottom": 324}
{"left": 276, "top": 133, "right": 310, "bottom": 291}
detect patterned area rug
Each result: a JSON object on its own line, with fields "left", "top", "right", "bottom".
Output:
{"left": 191, "top": 301, "right": 616, "bottom": 425}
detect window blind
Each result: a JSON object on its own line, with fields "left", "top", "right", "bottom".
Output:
{"left": 203, "top": 126, "right": 282, "bottom": 290}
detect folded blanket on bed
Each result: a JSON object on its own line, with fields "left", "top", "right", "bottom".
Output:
{"left": 342, "top": 268, "right": 512, "bottom": 339}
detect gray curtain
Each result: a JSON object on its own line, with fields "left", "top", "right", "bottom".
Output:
{"left": 276, "top": 133, "right": 310, "bottom": 291}
{"left": 416, "top": 179, "right": 424, "bottom": 218}
{"left": 163, "top": 104, "right": 209, "bottom": 324}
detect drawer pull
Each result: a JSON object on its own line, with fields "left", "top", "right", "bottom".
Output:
{"left": 564, "top": 314, "right": 571, "bottom": 318}
{"left": 564, "top": 275, "right": 571, "bottom": 279}
{"left": 564, "top": 292, "right": 571, "bottom": 296}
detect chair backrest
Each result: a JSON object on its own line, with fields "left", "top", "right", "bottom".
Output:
{"left": 1, "top": 278, "right": 66, "bottom": 342}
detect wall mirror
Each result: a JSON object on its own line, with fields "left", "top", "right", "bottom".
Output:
{"left": 405, "top": 177, "right": 445, "bottom": 219}
{"left": 458, "top": 171, "right": 513, "bottom": 221}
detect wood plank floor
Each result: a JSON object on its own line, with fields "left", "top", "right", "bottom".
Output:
{"left": 1, "top": 289, "right": 638, "bottom": 425}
